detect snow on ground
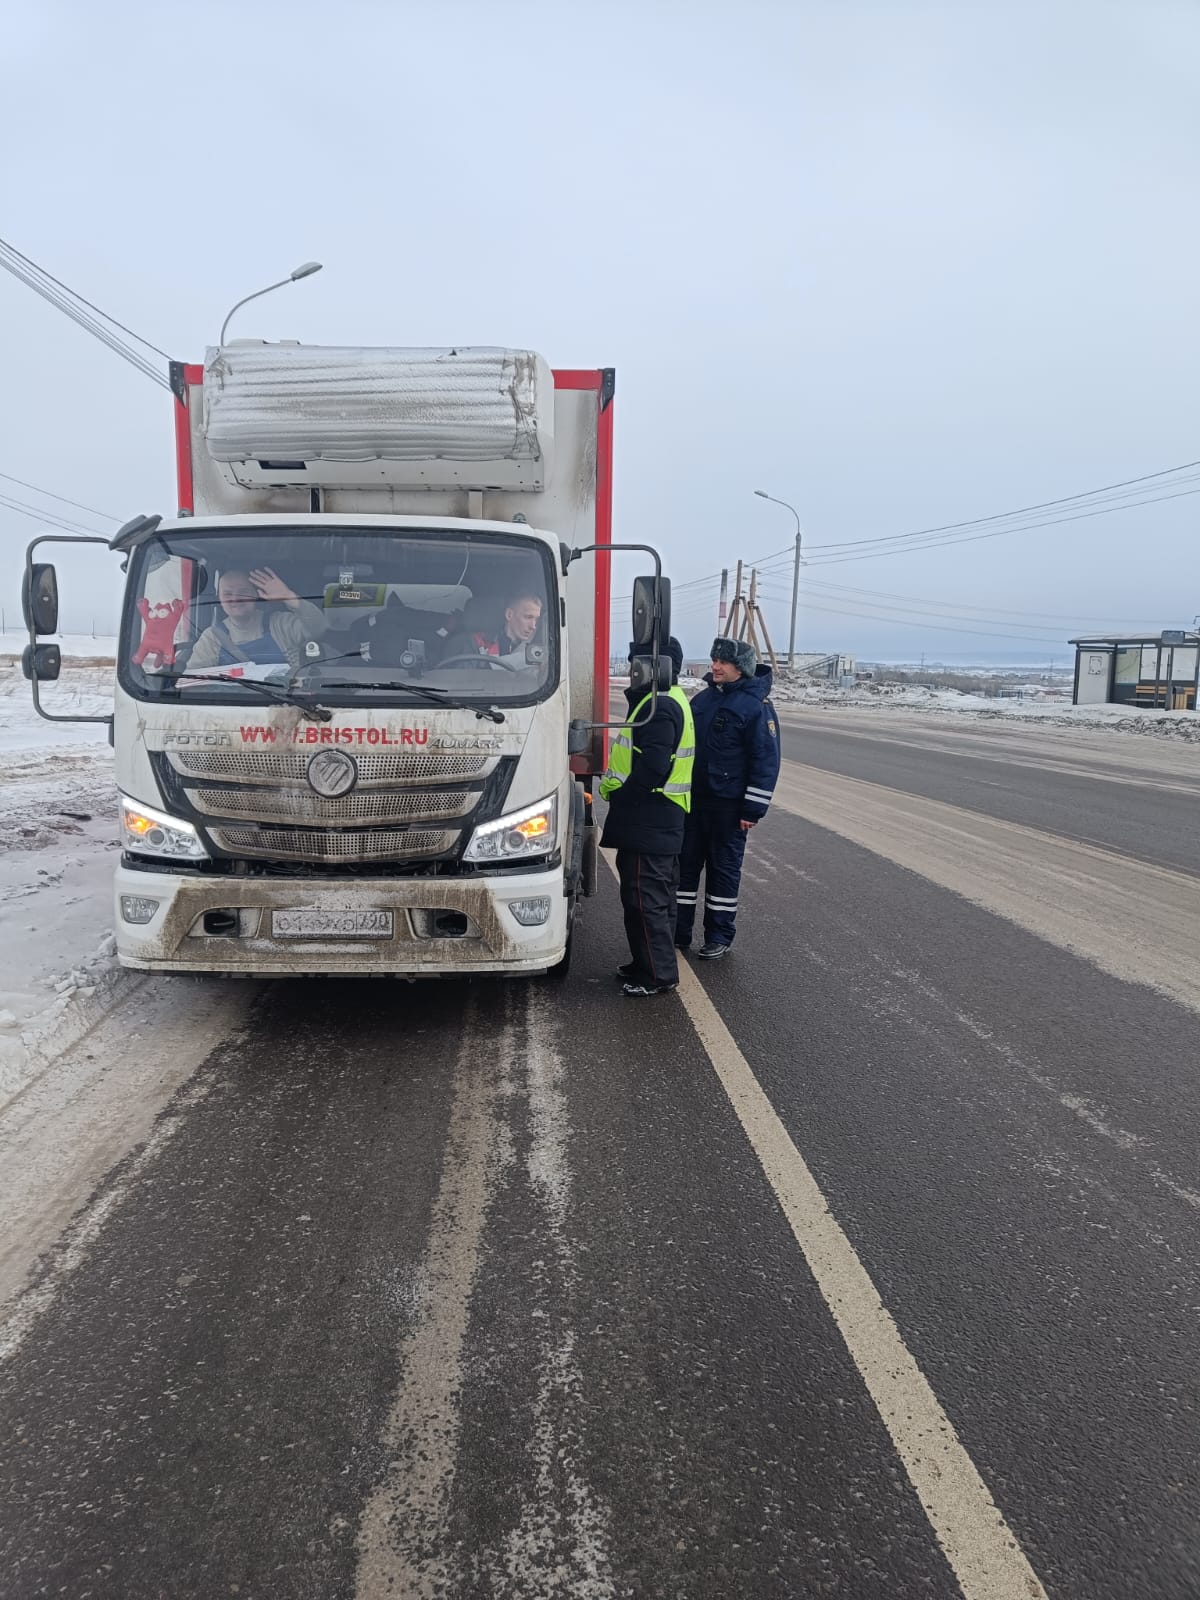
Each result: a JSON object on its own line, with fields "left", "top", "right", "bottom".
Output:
{"left": 773, "top": 678, "right": 1200, "bottom": 743}
{"left": 0, "top": 631, "right": 117, "bottom": 663}
{"left": 0, "top": 662, "right": 126, "bottom": 1109}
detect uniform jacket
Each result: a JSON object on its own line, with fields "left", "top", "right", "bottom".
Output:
{"left": 691, "top": 664, "right": 781, "bottom": 821}
{"left": 599, "top": 685, "right": 687, "bottom": 855}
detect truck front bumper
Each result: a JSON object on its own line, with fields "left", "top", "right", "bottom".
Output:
{"left": 113, "top": 863, "right": 568, "bottom": 976}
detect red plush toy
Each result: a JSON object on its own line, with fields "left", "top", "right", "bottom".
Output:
{"left": 133, "top": 597, "right": 187, "bottom": 668}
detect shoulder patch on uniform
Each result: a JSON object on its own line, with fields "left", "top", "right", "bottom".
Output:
{"left": 768, "top": 718, "right": 777, "bottom": 736}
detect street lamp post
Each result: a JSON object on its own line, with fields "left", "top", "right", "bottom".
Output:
{"left": 219, "top": 261, "right": 323, "bottom": 347}
{"left": 753, "top": 489, "right": 803, "bottom": 667}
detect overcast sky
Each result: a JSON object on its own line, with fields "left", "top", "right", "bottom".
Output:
{"left": 3, "top": 0, "right": 1198, "bottom": 663}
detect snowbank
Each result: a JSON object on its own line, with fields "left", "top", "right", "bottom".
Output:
{"left": 0, "top": 632, "right": 117, "bottom": 663}
{"left": 0, "top": 663, "right": 128, "bottom": 1109}
{"left": 773, "top": 678, "right": 1200, "bottom": 742}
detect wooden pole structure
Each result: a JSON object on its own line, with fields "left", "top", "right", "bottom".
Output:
{"left": 745, "top": 568, "right": 760, "bottom": 649}
{"left": 727, "top": 560, "right": 746, "bottom": 640}
{"left": 745, "top": 568, "right": 779, "bottom": 669}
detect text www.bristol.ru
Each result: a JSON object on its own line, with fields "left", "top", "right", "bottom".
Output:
{"left": 240, "top": 725, "right": 429, "bottom": 746}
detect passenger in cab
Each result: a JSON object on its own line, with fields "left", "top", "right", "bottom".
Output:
{"left": 456, "top": 592, "right": 543, "bottom": 659}
{"left": 187, "top": 567, "right": 326, "bottom": 671}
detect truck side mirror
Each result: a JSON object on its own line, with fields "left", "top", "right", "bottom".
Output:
{"left": 629, "top": 654, "right": 671, "bottom": 693}
{"left": 22, "top": 563, "right": 60, "bottom": 636}
{"left": 22, "top": 643, "right": 61, "bottom": 683}
{"left": 631, "top": 575, "right": 671, "bottom": 651}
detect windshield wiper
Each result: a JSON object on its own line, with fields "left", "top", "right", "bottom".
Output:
{"left": 160, "top": 672, "right": 333, "bottom": 722}
{"left": 319, "top": 679, "right": 506, "bottom": 724}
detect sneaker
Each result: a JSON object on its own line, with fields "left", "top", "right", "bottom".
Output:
{"left": 622, "top": 981, "right": 678, "bottom": 998}
{"left": 697, "top": 942, "right": 730, "bottom": 960}
{"left": 615, "top": 962, "right": 643, "bottom": 981}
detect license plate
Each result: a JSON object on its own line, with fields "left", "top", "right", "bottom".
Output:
{"left": 272, "top": 909, "right": 394, "bottom": 939}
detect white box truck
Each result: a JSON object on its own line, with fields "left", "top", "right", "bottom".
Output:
{"left": 22, "top": 342, "right": 671, "bottom": 978}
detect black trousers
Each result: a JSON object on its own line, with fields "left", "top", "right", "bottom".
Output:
{"left": 615, "top": 849, "right": 680, "bottom": 986}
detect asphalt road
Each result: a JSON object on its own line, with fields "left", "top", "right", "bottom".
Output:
{"left": 2, "top": 707, "right": 1199, "bottom": 1598}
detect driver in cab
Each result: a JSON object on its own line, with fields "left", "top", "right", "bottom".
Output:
{"left": 186, "top": 567, "right": 327, "bottom": 671}
{"left": 459, "top": 592, "right": 543, "bottom": 661}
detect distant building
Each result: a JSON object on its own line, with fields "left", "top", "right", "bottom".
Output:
{"left": 1070, "top": 632, "right": 1199, "bottom": 710}
{"left": 789, "top": 652, "right": 855, "bottom": 680}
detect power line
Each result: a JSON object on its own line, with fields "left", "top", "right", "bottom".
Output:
{"left": 801, "top": 460, "right": 1200, "bottom": 554}
{"left": 0, "top": 234, "right": 170, "bottom": 358}
{"left": 0, "top": 235, "right": 171, "bottom": 390}
{"left": 0, "top": 494, "right": 110, "bottom": 538}
{"left": 799, "top": 484, "right": 1200, "bottom": 566}
{"left": 784, "top": 596, "right": 1070, "bottom": 645}
{"left": 757, "top": 586, "right": 1069, "bottom": 641}
{"left": 0, "top": 471, "right": 117, "bottom": 524}
{"left": 620, "top": 459, "right": 1200, "bottom": 605}
{"left": 796, "top": 576, "right": 1181, "bottom": 628}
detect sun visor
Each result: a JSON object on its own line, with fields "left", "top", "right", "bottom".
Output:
{"left": 202, "top": 344, "right": 554, "bottom": 491}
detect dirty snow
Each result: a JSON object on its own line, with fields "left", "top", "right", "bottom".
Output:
{"left": 0, "top": 660, "right": 124, "bottom": 1108}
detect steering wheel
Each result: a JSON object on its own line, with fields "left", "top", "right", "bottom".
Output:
{"left": 437, "top": 653, "right": 524, "bottom": 672}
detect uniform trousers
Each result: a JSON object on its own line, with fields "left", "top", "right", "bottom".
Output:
{"left": 675, "top": 800, "right": 748, "bottom": 948}
{"left": 615, "top": 849, "right": 680, "bottom": 986}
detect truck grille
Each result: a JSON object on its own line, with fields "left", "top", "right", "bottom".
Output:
{"left": 208, "top": 826, "right": 459, "bottom": 863}
{"left": 153, "top": 747, "right": 515, "bottom": 869}
{"left": 168, "top": 750, "right": 495, "bottom": 787}
{"left": 184, "top": 786, "right": 474, "bottom": 826}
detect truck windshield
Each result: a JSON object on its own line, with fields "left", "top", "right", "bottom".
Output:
{"left": 121, "top": 525, "right": 557, "bottom": 708}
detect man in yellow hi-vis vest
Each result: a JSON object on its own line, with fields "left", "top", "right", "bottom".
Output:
{"left": 599, "top": 637, "right": 695, "bottom": 996}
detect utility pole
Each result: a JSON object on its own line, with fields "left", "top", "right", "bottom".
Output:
{"left": 718, "top": 568, "right": 728, "bottom": 636}
{"left": 788, "top": 528, "right": 802, "bottom": 668}
{"left": 753, "top": 490, "right": 802, "bottom": 667}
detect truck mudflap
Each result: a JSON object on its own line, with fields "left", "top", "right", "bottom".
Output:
{"left": 113, "top": 864, "right": 568, "bottom": 976}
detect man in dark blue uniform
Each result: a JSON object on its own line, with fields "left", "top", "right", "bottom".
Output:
{"left": 675, "top": 637, "right": 781, "bottom": 960}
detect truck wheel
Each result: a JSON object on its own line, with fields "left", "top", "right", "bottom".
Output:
{"left": 542, "top": 919, "right": 574, "bottom": 981}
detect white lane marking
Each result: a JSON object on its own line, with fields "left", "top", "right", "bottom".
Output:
{"left": 355, "top": 993, "right": 511, "bottom": 1600}
{"left": 771, "top": 762, "right": 1200, "bottom": 1015}
{"left": 676, "top": 965, "right": 1049, "bottom": 1599}
{"left": 604, "top": 854, "right": 1047, "bottom": 1599}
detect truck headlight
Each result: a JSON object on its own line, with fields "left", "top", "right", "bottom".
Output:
{"left": 119, "top": 795, "right": 208, "bottom": 861}
{"left": 464, "top": 794, "right": 557, "bottom": 863}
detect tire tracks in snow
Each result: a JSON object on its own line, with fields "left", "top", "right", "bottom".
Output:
{"left": 355, "top": 987, "right": 614, "bottom": 1600}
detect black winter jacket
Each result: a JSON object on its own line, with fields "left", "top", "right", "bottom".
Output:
{"left": 599, "top": 685, "right": 687, "bottom": 855}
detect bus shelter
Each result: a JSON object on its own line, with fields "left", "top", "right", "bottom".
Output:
{"left": 1071, "top": 632, "right": 1200, "bottom": 710}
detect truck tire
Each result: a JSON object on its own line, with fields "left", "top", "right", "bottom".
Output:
{"left": 543, "top": 936, "right": 572, "bottom": 980}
